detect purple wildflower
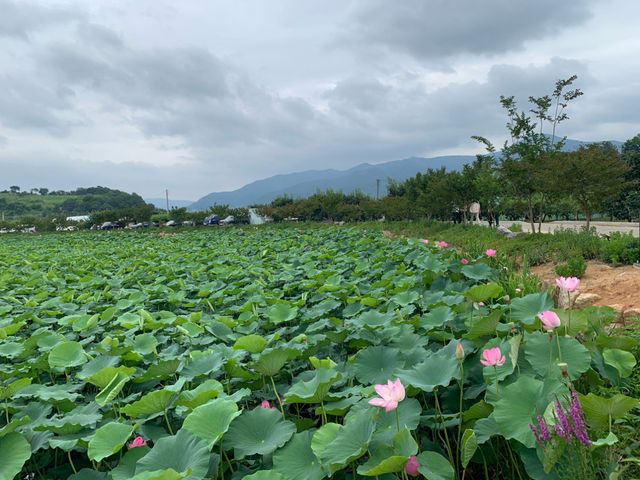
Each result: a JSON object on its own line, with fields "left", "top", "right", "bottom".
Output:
{"left": 554, "top": 399, "right": 571, "bottom": 439}
{"left": 537, "top": 414, "right": 551, "bottom": 442}
{"left": 568, "top": 391, "right": 591, "bottom": 446}
{"left": 530, "top": 414, "right": 552, "bottom": 447}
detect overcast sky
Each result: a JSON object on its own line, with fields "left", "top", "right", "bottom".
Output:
{"left": 1, "top": 1, "right": 639, "bottom": 201}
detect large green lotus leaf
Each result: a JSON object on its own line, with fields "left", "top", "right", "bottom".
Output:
{"left": 182, "top": 398, "right": 241, "bottom": 448}
{"left": 110, "top": 445, "right": 151, "bottom": 480}
{"left": 414, "top": 255, "right": 446, "bottom": 273}
{"left": 0, "top": 432, "right": 32, "bottom": 480}
{"left": 603, "top": 348, "right": 636, "bottom": 378}
{"left": 67, "top": 468, "right": 110, "bottom": 480}
{"left": 0, "top": 377, "right": 31, "bottom": 401}
{"left": 225, "top": 407, "right": 296, "bottom": 458}
{"left": 318, "top": 409, "right": 376, "bottom": 474}
{"left": 579, "top": 393, "right": 640, "bottom": 430}
{"left": 302, "top": 299, "right": 341, "bottom": 321}
{"left": 357, "top": 444, "right": 407, "bottom": 476}
{"left": 86, "top": 365, "right": 135, "bottom": 389}
{"left": 134, "top": 333, "right": 158, "bottom": 356}
{"left": 0, "top": 416, "right": 31, "bottom": 438}
{"left": 354, "top": 346, "right": 405, "bottom": 384}
{"left": 273, "top": 430, "right": 325, "bottom": 480}
{"left": 47, "top": 340, "right": 87, "bottom": 369}
{"left": 524, "top": 332, "right": 590, "bottom": 380}
{"left": 134, "top": 359, "right": 181, "bottom": 383}
{"left": 492, "top": 375, "right": 544, "bottom": 448}
{"left": 175, "top": 379, "right": 223, "bottom": 410}
{"left": 135, "top": 430, "right": 209, "bottom": 480}
{"left": 462, "top": 282, "right": 503, "bottom": 303}
{"left": 510, "top": 292, "right": 553, "bottom": 325}
{"left": 180, "top": 352, "right": 224, "bottom": 380}
{"left": 416, "top": 451, "right": 455, "bottom": 480}
{"left": 283, "top": 368, "right": 341, "bottom": 404}
{"left": 267, "top": 303, "right": 298, "bottom": 324}
{"left": 252, "top": 349, "right": 298, "bottom": 377}
{"left": 461, "top": 263, "right": 494, "bottom": 281}
{"left": 464, "top": 308, "right": 502, "bottom": 340}
{"left": 516, "top": 445, "right": 561, "bottom": 480}
{"left": 95, "top": 372, "right": 131, "bottom": 407}
{"left": 242, "top": 472, "right": 285, "bottom": 480}
{"left": 36, "top": 403, "right": 102, "bottom": 435}
{"left": 88, "top": 422, "right": 135, "bottom": 461}
{"left": 397, "top": 352, "right": 460, "bottom": 393}
{"left": 234, "top": 334, "right": 268, "bottom": 353}
{"left": 310, "top": 422, "right": 340, "bottom": 461}
{"left": 355, "top": 310, "right": 395, "bottom": 328}
{"left": 390, "top": 290, "right": 419, "bottom": 307}
{"left": 121, "top": 389, "right": 176, "bottom": 417}
{"left": 595, "top": 334, "right": 638, "bottom": 351}
{"left": 14, "top": 383, "right": 83, "bottom": 403}
{"left": 419, "top": 306, "right": 454, "bottom": 330}
{"left": 370, "top": 398, "right": 422, "bottom": 450}
{"left": 393, "top": 427, "right": 418, "bottom": 457}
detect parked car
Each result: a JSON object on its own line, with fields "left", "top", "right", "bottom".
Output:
{"left": 100, "top": 222, "right": 115, "bottom": 230}
{"left": 220, "top": 215, "right": 235, "bottom": 225}
{"left": 165, "top": 220, "right": 177, "bottom": 227}
{"left": 203, "top": 214, "right": 220, "bottom": 226}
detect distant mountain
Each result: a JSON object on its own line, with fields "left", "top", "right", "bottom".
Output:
{"left": 145, "top": 198, "right": 194, "bottom": 210}
{"left": 189, "top": 155, "right": 473, "bottom": 210}
{"left": 188, "top": 138, "right": 624, "bottom": 210}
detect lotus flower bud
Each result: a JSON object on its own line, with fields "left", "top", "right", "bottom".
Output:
{"left": 455, "top": 341, "right": 464, "bottom": 360}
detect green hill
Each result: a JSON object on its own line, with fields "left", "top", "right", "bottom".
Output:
{"left": 0, "top": 186, "right": 147, "bottom": 220}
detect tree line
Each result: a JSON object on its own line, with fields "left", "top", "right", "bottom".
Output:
{"left": 255, "top": 76, "right": 639, "bottom": 230}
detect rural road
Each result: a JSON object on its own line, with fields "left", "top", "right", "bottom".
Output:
{"left": 485, "top": 220, "right": 640, "bottom": 237}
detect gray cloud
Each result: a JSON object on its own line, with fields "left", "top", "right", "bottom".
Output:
{"left": 0, "top": 0, "right": 82, "bottom": 39}
{"left": 346, "top": 0, "right": 595, "bottom": 64}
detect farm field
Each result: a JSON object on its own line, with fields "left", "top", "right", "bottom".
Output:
{"left": 0, "top": 227, "right": 637, "bottom": 480}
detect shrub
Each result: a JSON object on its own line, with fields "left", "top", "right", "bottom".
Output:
{"left": 601, "top": 231, "right": 640, "bottom": 265}
{"left": 555, "top": 256, "right": 587, "bottom": 278}
{"left": 508, "top": 222, "right": 523, "bottom": 232}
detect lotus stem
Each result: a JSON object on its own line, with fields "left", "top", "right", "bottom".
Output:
{"left": 163, "top": 411, "right": 174, "bottom": 435}
{"left": 434, "top": 388, "right": 455, "bottom": 470}
{"left": 395, "top": 408, "right": 401, "bottom": 434}
{"left": 269, "top": 376, "right": 286, "bottom": 420}
{"left": 67, "top": 451, "right": 77, "bottom": 474}
{"left": 555, "top": 333, "right": 563, "bottom": 362}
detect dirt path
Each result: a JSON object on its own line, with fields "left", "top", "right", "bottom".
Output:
{"left": 530, "top": 260, "right": 640, "bottom": 318}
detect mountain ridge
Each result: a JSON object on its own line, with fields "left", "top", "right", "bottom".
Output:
{"left": 188, "top": 138, "right": 624, "bottom": 210}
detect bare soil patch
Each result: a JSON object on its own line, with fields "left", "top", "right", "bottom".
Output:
{"left": 530, "top": 260, "right": 640, "bottom": 312}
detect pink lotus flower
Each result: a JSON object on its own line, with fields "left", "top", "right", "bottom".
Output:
{"left": 404, "top": 455, "right": 419, "bottom": 476}
{"left": 480, "top": 347, "right": 505, "bottom": 366}
{"left": 437, "top": 241, "right": 448, "bottom": 247}
{"left": 461, "top": 258, "right": 468, "bottom": 264}
{"left": 260, "top": 400, "right": 276, "bottom": 410}
{"left": 537, "top": 310, "right": 560, "bottom": 331}
{"left": 556, "top": 276, "right": 580, "bottom": 292}
{"left": 422, "top": 239, "right": 429, "bottom": 244}
{"left": 485, "top": 248, "right": 496, "bottom": 257}
{"left": 128, "top": 436, "right": 147, "bottom": 448}
{"left": 368, "top": 378, "right": 405, "bottom": 412}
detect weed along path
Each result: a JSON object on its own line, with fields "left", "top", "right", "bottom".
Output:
{"left": 531, "top": 260, "right": 640, "bottom": 320}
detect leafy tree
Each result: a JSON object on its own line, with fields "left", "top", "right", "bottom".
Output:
{"left": 477, "top": 75, "right": 582, "bottom": 232}
{"left": 39, "top": 188, "right": 49, "bottom": 196}
{"left": 558, "top": 143, "right": 628, "bottom": 229}
{"left": 9, "top": 185, "right": 20, "bottom": 193}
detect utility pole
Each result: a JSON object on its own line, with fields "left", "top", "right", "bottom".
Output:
{"left": 165, "top": 189, "right": 169, "bottom": 213}
{"left": 376, "top": 179, "right": 380, "bottom": 200}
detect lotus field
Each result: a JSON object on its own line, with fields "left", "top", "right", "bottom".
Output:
{"left": 0, "top": 228, "right": 638, "bottom": 480}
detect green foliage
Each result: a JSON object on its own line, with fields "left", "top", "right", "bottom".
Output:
{"left": 0, "top": 227, "right": 636, "bottom": 480}
{"left": 601, "top": 231, "right": 640, "bottom": 265}
{"left": 554, "top": 256, "right": 587, "bottom": 278}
